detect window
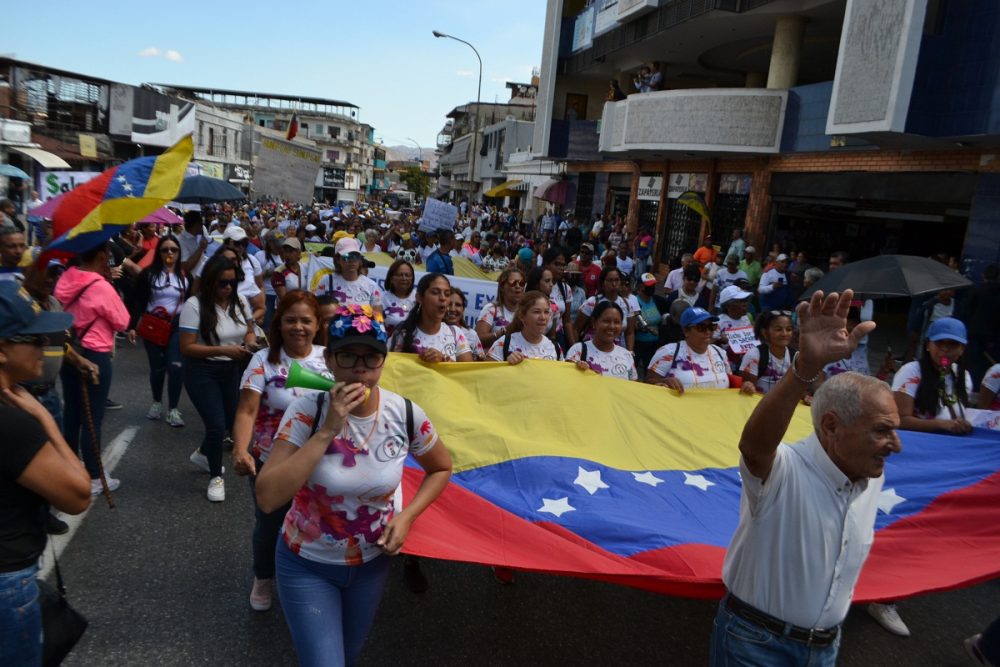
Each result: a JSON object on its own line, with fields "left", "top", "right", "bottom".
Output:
{"left": 331, "top": 126, "right": 341, "bottom": 139}
{"left": 207, "top": 128, "right": 215, "bottom": 156}
{"left": 313, "top": 124, "right": 324, "bottom": 136}
{"left": 326, "top": 149, "right": 340, "bottom": 162}
{"left": 198, "top": 121, "right": 204, "bottom": 148}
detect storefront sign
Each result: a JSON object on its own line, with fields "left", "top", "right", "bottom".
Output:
{"left": 197, "top": 162, "right": 225, "bottom": 179}
{"left": 253, "top": 132, "right": 322, "bottom": 203}
{"left": 637, "top": 175, "right": 662, "bottom": 201}
{"left": 39, "top": 171, "right": 101, "bottom": 200}
{"left": 667, "top": 173, "right": 708, "bottom": 199}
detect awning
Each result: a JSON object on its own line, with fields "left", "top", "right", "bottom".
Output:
{"left": 483, "top": 179, "right": 524, "bottom": 198}
{"left": 534, "top": 178, "right": 573, "bottom": 205}
{"left": 8, "top": 146, "right": 71, "bottom": 169}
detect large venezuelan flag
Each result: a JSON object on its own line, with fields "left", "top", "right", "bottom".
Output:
{"left": 380, "top": 355, "right": 1000, "bottom": 602}
{"left": 44, "top": 136, "right": 193, "bottom": 257}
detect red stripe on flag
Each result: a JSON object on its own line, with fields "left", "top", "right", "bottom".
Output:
{"left": 51, "top": 168, "right": 117, "bottom": 240}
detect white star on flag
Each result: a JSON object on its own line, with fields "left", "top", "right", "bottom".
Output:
{"left": 877, "top": 487, "right": 906, "bottom": 514}
{"left": 122, "top": 182, "right": 133, "bottom": 193}
{"left": 574, "top": 467, "right": 609, "bottom": 495}
{"left": 538, "top": 497, "right": 575, "bottom": 518}
{"left": 683, "top": 472, "right": 715, "bottom": 491}
{"left": 632, "top": 471, "right": 664, "bottom": 487}
{"left": 116, "top": 175, "right": 126, "bottom": 183}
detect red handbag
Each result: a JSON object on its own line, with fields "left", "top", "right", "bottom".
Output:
{"left": 136, "top": 307, "right": 174, "bottom": 347}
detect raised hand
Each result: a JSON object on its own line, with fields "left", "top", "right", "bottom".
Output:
{"left": 795, "top": 290, "right": 876, "bottom": 376}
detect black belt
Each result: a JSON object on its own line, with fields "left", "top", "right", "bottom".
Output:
{"left": 22, "top": 382, "right": 55, "bottom": 397}
{"left": 724, "top": 594, "right": 839, "bottom": 647}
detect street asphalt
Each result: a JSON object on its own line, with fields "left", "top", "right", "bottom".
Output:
{"left": 47, "top": 343, "right": 995, "bottom": 666}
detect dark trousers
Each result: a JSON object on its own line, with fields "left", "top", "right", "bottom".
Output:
{"left": 183, "top": 358, "right": 241, "bottom": 477}
{"left": 143, "top": 324, "right": 183, "bottom": 409}
{"left": 60, "top": 349, "right": 113, "bottom": 480}
{"left": 250, "top": 455, "right": 291, "bottom": 580}
{"left": 634, "top": 339, "right": 660, "bottom": 380}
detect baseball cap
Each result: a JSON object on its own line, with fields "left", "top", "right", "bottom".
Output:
{"left": 0, "top": 282, "right": 74, "bottom": 339}
{"left": 680, "top": 307, "right": 718, "bottom": 328}
{"left": 718, "top": 285, "right": 753, "bottom": 306}
{"left": 640, "top": 272, "right": 657, "bottom": 287}
{"left": 335, "top": 237, "right": 363, "bottom": 257}
{"left": 926, "top": 317, "right": 967, "bottom": 345}
{"left": 222, "top": 226, "right": 248, "bottom": 242}
{"left": 305, "top": 224, "right": 317, "bottom": 232}
{"left": 776, "top": 253, "right": 789, "bottom": 262}
{"left": 580, "top": 242, "right": 595, "bottom": 253}
{"left": 517, "top": 247, "right": 534, "bottom": 263}
{"left": 327, "top": 304, "right": 388, "bottom": 354}
{"left": 281, "top": 237, "right": 302, "bottom": 250}
{"left": 744, "top": 246, "right": 756, "bottom": 254}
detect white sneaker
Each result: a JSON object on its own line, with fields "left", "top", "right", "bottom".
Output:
{"left": 165, "top": 408, "right": 184, "bottom": 428}
{"left": 146, "top": 402, "right": 163, "bottom": 420}
{"left": 90, "top": 476, "right": 121, "bottom": 496}
{"left": 867, "top": 603, "right": 910, "bottom": 637}
{"left": 207, "top": 476, "right": 225, "bottom": 502}
{"left": 189, "top": 449, "right": 224, "bottom": 474}
{"left": 250, "top": 578, "right": 273, "bottom": 611}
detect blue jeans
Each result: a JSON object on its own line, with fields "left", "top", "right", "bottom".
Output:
{"left": 182, "top": 358, "right": 241, "bottom": 477}
{"left": 276, "top": 539, "right": 390, "bottom": 667}
{"left": 249, "top": 456, "right": 290, "bottom": 580}
{"left": 709, "top": 598, "right": 840, "bottom": 667}
{"left": 0, "top": 563, "right": 42, "bottom": 666}
{"left": 36, "top": 387, "right": 63, "bottom": 432}
{"left": 143, "top": 324, "right": 183, "bottom": 409}
{"left": 264, "top": 294, "right": 277, "bottom": 332}
{"left": 60, "top": 349, "right": 113, "bottom": 480}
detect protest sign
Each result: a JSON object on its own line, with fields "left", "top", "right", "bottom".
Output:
{"left": 725, "top": 326, "right": 758, "bottom": 355}
{"left": 418, "top": 198, "right": 458, "bottom": 233}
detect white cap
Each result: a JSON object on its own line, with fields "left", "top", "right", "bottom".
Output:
{"left": 776, "top": 253, "right": 789, "bottom": 262}
{"left": 719, "top": 285, "right": 753, "bottom": 305}
{"left": 335, "top": 237, "right": 362, "bottom": 256}
{"left": 305, "top": 224, "right": 317, "bottom": 232}
{"left": 222, "top": 226, "right": 247, "bottom": 242}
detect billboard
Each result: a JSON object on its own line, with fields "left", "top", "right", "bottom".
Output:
{"left": 109, "top": 84, "right": 195, "bottom": 147}
{"left": 252, "top": 131, "right": 322, "bottom": 203}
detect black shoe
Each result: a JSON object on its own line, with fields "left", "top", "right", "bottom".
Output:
{"left": 105, "top": 399, "right": 123, "bottom": 410}
{"left": 403, "top": 556, "right": 429, "bottom": 593}
{"left": 45, "top": 513, "right": 69, "bottom": 535}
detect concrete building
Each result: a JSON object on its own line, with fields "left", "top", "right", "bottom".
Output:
{"left": 480, "top": 118, "right": 536, "bottom": 207}
{"left": 190, "top": 102, "right": 251, "bottom": 188}
{"left": 532, "top": 0, "right": 1000, "bottom": 275}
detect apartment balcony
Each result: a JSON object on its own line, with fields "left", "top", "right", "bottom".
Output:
{"left": 599, "top": 88, "right": 787, "bottom": 157}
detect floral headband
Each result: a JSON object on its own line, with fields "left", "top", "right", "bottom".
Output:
{"left": 328, "top": 303, "right": 388, "bottom": 342}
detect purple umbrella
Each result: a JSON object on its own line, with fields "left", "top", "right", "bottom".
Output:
{"left": 27, "top": 193, "right": 66, "bottom": 220}
{"left": 138, "top": 208, "right": 183, "bottom": 226}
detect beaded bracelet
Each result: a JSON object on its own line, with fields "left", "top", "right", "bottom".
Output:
{"left": 790, "top": 351, "right": 823, "bottom": 384}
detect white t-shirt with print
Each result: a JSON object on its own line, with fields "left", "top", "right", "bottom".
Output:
{"left": 487, "top": 332, "right": 559, "bottom": 361}
{"left": 261, "top": 255, "right": 280, "bottom": 297}
{"left": 647, "top": 340, "right": 731, "bottom": 390}
{"left": 477, "top": 302, "right": 516, "bottom": 337}
{"left": 982, "top": 363, "right": 1000, "bottom": 409}
{"left": 319, "top": 274, "right": 383, "bottom": 310}
{"left": 381, "top": 290, "right": 416, "bottom": 332}
{"left": 178, "top": 295, "right": 253, "bottom": 361}
{"left": 146, "top": 271, "right": 187, "bottom": 315}
{"left": 406, "top": 324, "right": 471, "bottom": 361}
{"left": 578, "top": 295, "right": 632, "bottom": 347}
{"left": 891, "top": 360, "right": 973, "bottom": 419}
{"left": 459, "top": 325, "right": 486, "bottom": 361}
{"left": 566, "top": 342, "right": 637, "bottom": 381}
{"left": 739, "top": 345, "right": 792, "bottom": 394}
{"left": 240, "top": 345, "right": 329, "bottom": 461}
{"left": 275, "top": 388, "right": 438, "bottom": 566}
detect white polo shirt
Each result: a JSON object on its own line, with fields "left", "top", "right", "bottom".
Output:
{"left": 722, "top": 433, "right": 883, "bottom": 629}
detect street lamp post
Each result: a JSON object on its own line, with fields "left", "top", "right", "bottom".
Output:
{"left": 405, "top": 137, "right": 422, "bottom": 165}
{"left": 433, "top": 30, "right": 482, "bottom": 203}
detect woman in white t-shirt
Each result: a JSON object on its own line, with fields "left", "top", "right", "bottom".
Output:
{"left": 646, "top": 307, "right": 733, "bottom": 393}
{"left": 231, "top": 291, "right": 329, "bottom": 613}
{"left": 126, "top": 234, "right": 190, "bottom": 427}
{"left": 319, "top": 237, "right": 384, "bottom": 318}
{"left": 445, "top": 288, "right": 486, "bottom": 361}
{"left": 739, "top": 310, "right": 794, "bottom": 395}
{"left": 978, "top": 362, "right": 1000, "bottom": 410}
{"left": 380, "top": 259, "right": 416, "bottom": 334}
{"left": 526, "top": 266, "right": 563, "bottom": 342}
{"left": 476, "top": 266, "right": 525, "bottom": 350}
{"left": 892, "top": 317, "right": 973, "bottom": 434}
{"left": 487, "top": 291, "right": 560, "bottom": 363}
{"left": 566, "top": 300, "right": 637, "bottom": 381}
{"left": 574, "top": 266, "right": 636, "bottom": 351}
{"left": 389, "top": 273, "right": 473, "bottom": 363}
{"left": 179, "top": 255, "right": 257, "bottom": 503}
{"left": 542, "top": 246, "right": 576, "bottom": 349}
{"left": 255, "top": 306, "right": 452, "bottom": 667}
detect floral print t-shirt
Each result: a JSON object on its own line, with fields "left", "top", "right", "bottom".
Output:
{"left": 739, "top": 345, "right": 791, "bottom": 394}
{"left": 647, "top": 341, "right": 731, "bottom": 390}
{"left": 240, "top": 345, "right": 329, "bottom": 461}
{"left": 389, "top": 324, "right": 472, "bottom": 361}
{"left": 566, "top": 342, "right": 637, "bottom": 381}
{"left": 487, "top": 331, "right": 559, "bottom": 361}
{"left": 317, "top": 274, "right": 383, "bottom": 311}
{"left": 477, "top": 302, "right": 516, "bottom": 337}
{"left": 891, "top": 360, "right": 974, "bottom": 419}
{"left": 381, "top": 289, "right": 416, "bottom": 332}
{"left": 275, "top": 388, "right": 438, "bottom": 566}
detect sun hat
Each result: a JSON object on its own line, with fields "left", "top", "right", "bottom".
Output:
{"left": 327, "top": 304, "right": 388, "bottom": 354}
{"left": 718, "top": 285, "right": 753, "bottom": 306}
{"left": 680, "top": 307, "right": 718, "bottom": 328}
{"left": 0, "top": 282, "right": 73, "bottom": 339}
{"left": 926, "top": 317, "right": 967, "bottom": 345}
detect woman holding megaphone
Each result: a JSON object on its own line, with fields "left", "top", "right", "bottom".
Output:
{"left": 231, "top": 290, "right": 329, "bottom": 613}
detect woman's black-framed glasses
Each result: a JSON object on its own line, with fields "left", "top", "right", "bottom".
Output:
{"left": 334, "top": 350, "right": 386, "bottom": 369}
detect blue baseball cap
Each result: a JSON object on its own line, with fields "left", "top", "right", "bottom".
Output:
{"left": 517, "top": 247, "right": 534, "bottom": 263}
{"left": 680, "top": 307, "right": 718, "bottom": 328}
{"left": 0, "top": 282, "right": 74, "bottom": 339}
{"left": 926, "top": 317, "right": 967, "bottom": 345}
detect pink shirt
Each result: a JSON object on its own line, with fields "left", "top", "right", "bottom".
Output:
{"left": 55, "top": 267, "right": 130, "bottom": 353}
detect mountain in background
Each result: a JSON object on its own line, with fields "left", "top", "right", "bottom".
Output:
{"left": 384, "top": 145, "right": 437, "bottom": 170}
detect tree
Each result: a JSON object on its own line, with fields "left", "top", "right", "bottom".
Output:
{"left": 399, "top": 166, "right": 430, "bottom": 200}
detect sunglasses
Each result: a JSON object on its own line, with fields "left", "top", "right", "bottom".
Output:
{"left": 160, "top": 247, "right": 180, "bottom": 254}
{"left": 692, "top": 323, "right": 717, "bottom": 332}
{"left": 334, "top": 350, "right": 386, "bottom": 369}
{"left": 6, "top": 334, "right": 50, "bottom": 346}
{"left": 769, "top": 310, "right": 792, "bottom": 316}
{"left": 506, "top": 280, "right": 526, "bottom": 288}
{"left": 218, "top": 279, "right": 239, "bottom": 289}
{"left": 341, "top": 253, "right": 363, "bottom": 262}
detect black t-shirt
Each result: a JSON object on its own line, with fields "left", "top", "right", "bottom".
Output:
{"left": 0, "top": 406, "right": 49, "bottom": 572}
